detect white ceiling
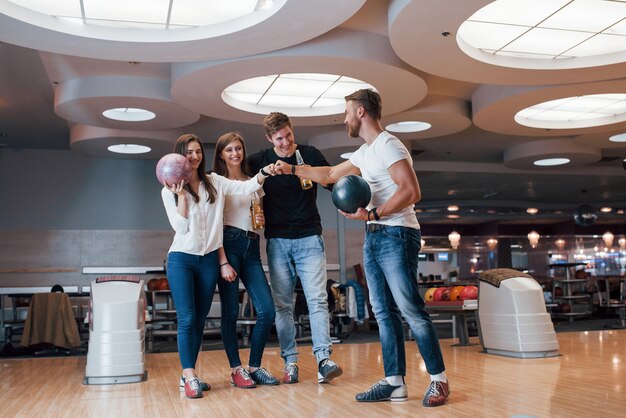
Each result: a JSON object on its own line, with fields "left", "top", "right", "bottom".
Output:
{"left": 0, "top": 0, "right": 625, "bottom": 226}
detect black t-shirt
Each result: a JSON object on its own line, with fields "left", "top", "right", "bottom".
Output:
{"left": 248, "top": 144, "right": 330, "bottom": 239}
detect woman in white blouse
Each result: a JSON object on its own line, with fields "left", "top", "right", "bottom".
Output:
{"left": 161, "top": 133, "right": 274, "bottom": 399}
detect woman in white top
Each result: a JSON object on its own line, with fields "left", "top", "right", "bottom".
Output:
{"left": 213, "top": 132, "right": 279, "bottom": 389}
{"left": 161, "top": 133, "right": 274, "bottom": 399}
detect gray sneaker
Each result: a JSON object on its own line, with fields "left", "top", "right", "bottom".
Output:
{"left": 355, "top": 379, "right": 408, "bottom": 402}
{"left": 317, "top": 358, "right": 343, "bottom": 383}
{"left": 250, "top": 367, "right": 280, "bottom": 385}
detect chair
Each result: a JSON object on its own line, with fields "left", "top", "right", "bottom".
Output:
{"left": 594, "top": 277, "right": 626, "bottom": 328}
{"left": 20, "top": 292, "right": 82, "bottom": 354}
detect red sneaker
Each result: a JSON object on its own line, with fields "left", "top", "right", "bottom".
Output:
{"left": 230, "top": 368, "right": 256, "bottom": 389}
{"left": 422, "top": 380, "right": 450, "bottom": 407}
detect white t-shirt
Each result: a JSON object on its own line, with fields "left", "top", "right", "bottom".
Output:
{"left": 223, "top": 185, "right": 265, "bottom": 232}
{"left": 161, "top": 172, "right": 263, "bottom": 255}
{"left": 350, "top": 131, "right": 420, "bottom": 230}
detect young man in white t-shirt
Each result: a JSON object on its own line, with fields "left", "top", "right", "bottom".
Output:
{"left": 274, "top": 89, "right": 450, "bottom": 408}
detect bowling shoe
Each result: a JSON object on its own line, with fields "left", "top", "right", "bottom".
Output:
{"left": 182, "top": 377, "right": 203, "bottom": 399}
{"left": 179, "top": 376, "right": 211, "bottom": 392}
{"left": 355, "top": 379, "right": 408, "bottom": 402}
{"left": 231, "top": 367, "right": 256, "bottom": 388}
{"left": 250, "top": 367, "right": 280, "bottom": 385}
{"left": 422, "top": 380, "right": 450, "bottom": 407}
{"left": 317, "top": 358, "right": 343, "bottom": 383}
{"left": 283, "top": 363, "right": 299, "bottom": 384}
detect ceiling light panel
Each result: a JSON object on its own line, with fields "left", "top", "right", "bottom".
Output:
{"left": 10, "top": 0, "right": 81, "bottom": 17}
{"left": 456, "top": 0, "right": 626, "bottom": 69}
{"left": 84, "top": 0, "right": 170, "bottom": 25}
{"left": 539, "top": 0, "right": 625, "bottom": 32}
{"left": 468, "top": 0, "right": 570, "bottom": 27}
{"left": 223, "top": 73, "right": 375, "bottom": 115}
{"left": 505, "top": 28, "right": 592, "bottom": 56}
{"left": 170, "top": 0, "right": 258, "bottom": 27}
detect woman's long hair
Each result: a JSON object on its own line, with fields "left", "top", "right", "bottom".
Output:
{"left": 174, "top": 134, "right": 217, "bottom": 203}
{"left": 212, "top": 131, "right": 254, "bottom": 178}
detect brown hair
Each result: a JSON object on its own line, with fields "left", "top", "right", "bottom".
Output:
{"left": 263, "top": 112, "right": 292, "bottom": 138}
{"left": 173, "top": 134, "right": 217, "bottom": 203}
{"left": 212, "top": 131, "right": 254, "bottom": 178}
{"left": 344, "top": 89, "right": 382, "bottom": 120}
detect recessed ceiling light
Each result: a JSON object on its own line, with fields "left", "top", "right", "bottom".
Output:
{"left": 609, "top": 133, "right": 626, "bottom": 142}
{"left": 340, "top": 152, "right": 354, "bottom": 159}
{"left": 108, "top": 144, "right": 151, "bottom": 154}
{"left": 447, "top": 214, "right": 460, "bottom": 219}
{"left": 533, "top": 157, "right": 570, "bottom": 166}
{"left": 616, "top": 209, "right": 625, "bottom": 215}
{"left": 222, "top": 73, "right": 376, "bottom": 117}
{"left": 103, "top": 107, "right": 156, "bottom": 122}
{"left": 457, "top": 0, "right": 626, "bottom": 69}
{"left": 385, "top": 121, "right": 431, "bottom": 133}
{"left": 447, "top": 205, "right": 459, "bottom": 212}
{"left": 600, "top": 207, "right": 612, "bottom": 213}
{"left": 10, "top": 0, "right": 270, "bottom": 29}
{"left": 527, "top": 207, "right": 539, "bottom": 214}
{"left": 515, "top": 94, "right": 626, "bottom": 129}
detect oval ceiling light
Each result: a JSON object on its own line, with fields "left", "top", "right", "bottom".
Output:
{"left": 533, "top": 157, "right": 570, "bottom": 166}
{"left": 447, "top": 205, "right": 459, "bottom": 212}
{"left": 385, "top": 121, "right": 431, "bottom": 133}
{"left": 107, "top": 144, "right": 151, "bottom": 154}
{"left": 457, "top": 0, "right": 626, "bottom": 70}
{"left": 526, "top": 207, "right": 539, "bottom": 215}
{"left": 7, "top": 0, "right": 276, "bottom": 33}
{"left": 600, "top": 207, "right": 613, "bottom": 213}
{"left": 514, "top": 94, "right": 626, "bottom": 130}
{"left": 103, "top": 107, "right": 156, "bottom": 122}
{"left": 222, "top": 73, "right": 376, "bottom": 117}
{"left": 609, "top": 133, "right": 626, "bottom": 142}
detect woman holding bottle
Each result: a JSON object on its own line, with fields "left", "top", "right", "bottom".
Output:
{"left": 213, "top": 131, "right": 280, "bottom": 389}
{"left": 161, "top": 133, "right": 275, "bottom": 398}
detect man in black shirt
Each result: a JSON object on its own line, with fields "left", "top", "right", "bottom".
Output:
{"left": 248, "top": 112, "right": 343, "bottom": 385}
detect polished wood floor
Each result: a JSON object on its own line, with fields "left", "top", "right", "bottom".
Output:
{"left": 1, "top": 330, "right": 624, "bottom": 418}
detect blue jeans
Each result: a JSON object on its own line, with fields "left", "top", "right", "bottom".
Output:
{"left": 167, "top": 251, "right": 219, "bottom": 370}
{"left": 364, "top": 225, "right": 445, "bottom": 376}
{"left": 267, "top": 235, "right": 332, "bottom": 364}
{"left": 218, "top": 227, "right": 275, "bottom": 368}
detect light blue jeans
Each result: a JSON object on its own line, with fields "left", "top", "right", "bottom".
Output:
{"left": 364, "top": 225, "right": 445, "bottom": 376}
{"left": 267, "top": 235, "right": 332, "bottom": 365}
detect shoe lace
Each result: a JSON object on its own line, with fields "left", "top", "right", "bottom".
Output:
{"left": 237, "top": 368, "right": 252, "bottom": 380}
{"left": 187, "top": 377, "right": 200, "bottom": 391}
{"left": 425, "top": 381, "right": 441, "bottom": 397}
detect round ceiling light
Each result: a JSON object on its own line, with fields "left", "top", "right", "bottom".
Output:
{"left": 103, "top": 107, "right": 156, "bottom": 122}
{"left": 107, "top": 144, "right": 151, "bottom": 154}
{"left": 222, "top": 73, "right": 375, "bottom": 117}
{"left": 533, "top": 157, "right": 570, "bottom": 166}
{"left": 609, "top": 133, "right": 626, "bottom": 142}
{"left": 457, "top": 0, "right": 626, "bottom": 70}
{"left": 385, "top": 121, "right": 431, "bottom": 133}
{"left": 514, "top": 94, "right": 626, "bottom": 129}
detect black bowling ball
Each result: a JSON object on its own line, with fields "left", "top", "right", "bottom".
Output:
{"left": 574, "top": 205, "right": 597, "bottom": 227}
{"left": 331, "top": 175, "right": 371, "bottom": 214}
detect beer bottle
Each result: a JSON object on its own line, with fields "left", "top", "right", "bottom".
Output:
{"left": 295, "top": 149, "right": 313, "bottom": 190}
{"left": 250, "top": 198, "right": 264, "bottom": 230}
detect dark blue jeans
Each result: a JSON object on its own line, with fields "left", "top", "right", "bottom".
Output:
{"left": 167, "top": 251, "right": 219, "bottom": 370}
{"left": 218, "top": 227, "right": 275, "bottom": 368}
{"left": 364, "top": 225, "right": 445, "bottom": 376}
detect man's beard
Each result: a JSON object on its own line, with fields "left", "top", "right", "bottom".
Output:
{"left": 347, "top": 120, "right": 360, "bottom": 138}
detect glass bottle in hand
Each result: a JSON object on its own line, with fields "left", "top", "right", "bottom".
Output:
{"left": 295, "top": 149, "right": 313, "bottom": 190}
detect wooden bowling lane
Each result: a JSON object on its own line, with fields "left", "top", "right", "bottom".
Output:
{"left": 1, "top": 330, "right": 624, "bottom": 417}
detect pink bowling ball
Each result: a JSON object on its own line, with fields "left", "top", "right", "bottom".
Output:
{"left": 156, "top": 153, "right": 192, "bottom": 187}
